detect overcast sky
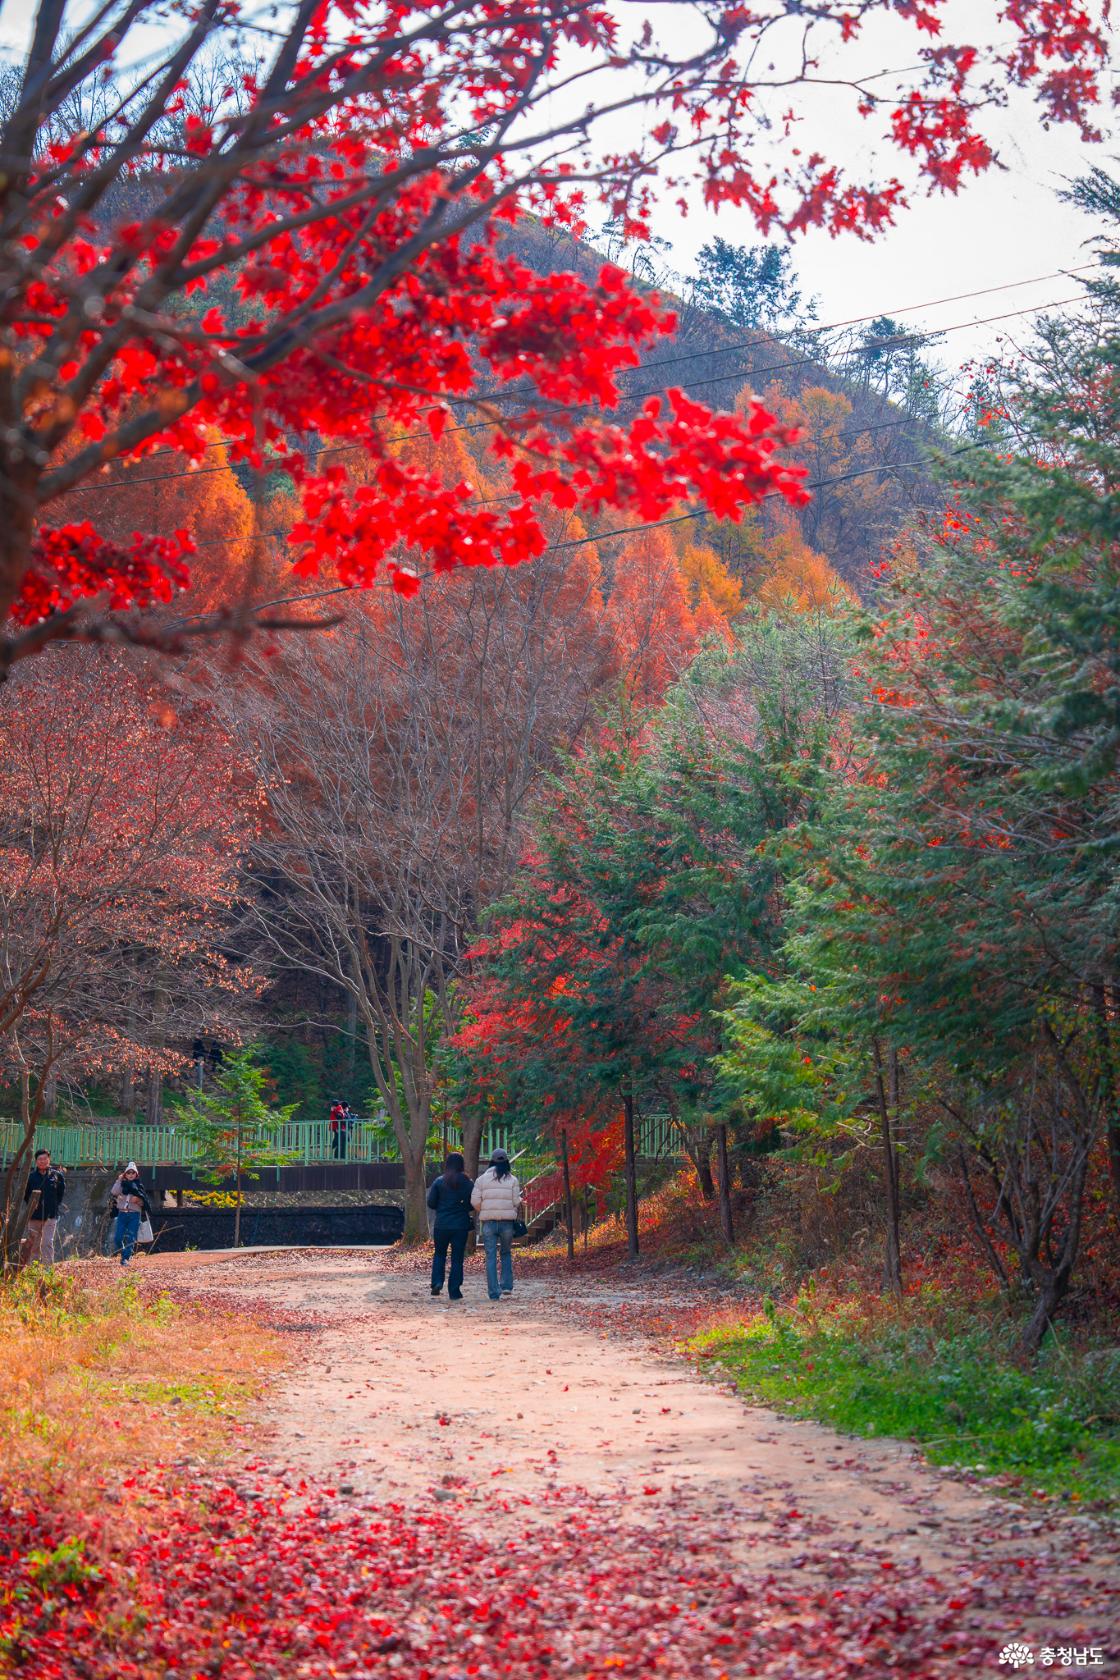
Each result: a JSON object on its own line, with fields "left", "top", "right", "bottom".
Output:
{"left": 611, "top": 3, "right": 1116, "bottom": 379}
{"left": 668, "top": 96, "right": 1108, "bottom": 383}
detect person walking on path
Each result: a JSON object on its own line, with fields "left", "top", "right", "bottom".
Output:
{"left": 471, "top": 1148, "right": 523, "bottom": 1302}
{"left": 21, "top": 1148, "right": 66, "bottom": 1268}
{"left": 426, "top": 1152, "right": 474, "bottom": 1301}
{"left": 329, "top": 1101, "right": 348, "bottom": 1160}
{"left": 108, "top": 1162, "right": 152, "bottom": 1266}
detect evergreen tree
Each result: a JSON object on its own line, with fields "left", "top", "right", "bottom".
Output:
{"left": 734, "top": 303, "right": 1120, "bottom": 1349}
{"left": 693, "top": 240, "right": 812, "bottom": 332}
{"left": 175, "top": 1046, "right": 297, "bottom": 1248}
{"left": 452, "top": 612, "right": 848, "bottom": 1249}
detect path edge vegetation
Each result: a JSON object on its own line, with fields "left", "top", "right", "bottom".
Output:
{"left": 0, "top": 1263, "right": 287, "bottom": 1521}
{"left": 687, "top": 1298, "right": 1120, "bottom": 1511}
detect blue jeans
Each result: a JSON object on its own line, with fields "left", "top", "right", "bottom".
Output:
{"left": 482, "top": 1220, "right": 514, "bottom": 1300}
{"left": 113, "top": 1210, "right": 140, "bottom": 1265}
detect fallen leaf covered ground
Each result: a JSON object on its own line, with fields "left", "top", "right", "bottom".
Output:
{"left": 2, "top": 1249, "right": 1116, "bottom": 1679}
{"left": 3, "top": 1471, "right": 1112, "bottom": 1680}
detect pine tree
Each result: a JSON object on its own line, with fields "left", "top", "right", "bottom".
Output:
{"left": 175, "top": 1047, "right": 297, "bottom": 1248}
{"left": 749, "top": 295, "right": 1120, "bottom": 1348}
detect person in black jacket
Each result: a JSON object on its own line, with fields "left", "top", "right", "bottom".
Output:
{"left": 22, "top": 1148, "right": 66, "bottom": 1268}
{"left": 426, "top": 1153, "right": 474, "bottom": 1302}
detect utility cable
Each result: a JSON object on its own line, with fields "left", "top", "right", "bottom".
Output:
{"left": 168, "top": 437, "right": 986, "bottom": 626}
{"left": 65, "top": 260, "right": 1096, "bottom": 485}
{"left": 68, "top": 291, "right": 1074, "bottom": 500}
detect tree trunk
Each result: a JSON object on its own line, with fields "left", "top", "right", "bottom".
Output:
{"left": 716, "top": 1123, "right": 734, "bottom": 1244}
{"left": 233, "top": 1115, "right": 243, "bottom": 1248}
{"left": 402, "top": 1143, "right": 430, "bottom": 1244}
{"left": 561, "top": 1126, "right": 575, "bottom": 1262}
{"left": 1014, "top": 1123, "right": 1090, "bottom": 1359}
{"left": 345, "top": 991, "right": 359, "bottom": 1086}
{"left": 1093, "top": 985, "right": 1120, "bottom": 1227}
{"left": 623, "top": 1086, "right": 639, "bottom": 1258}
{"left": 460, "top": 1111, "right": 484, "bottom": 1182}
{"left": 146, "top": 982, "right": 167, "bottom": 1124}
{"left": 689, "top": 1132, "right": 716, "bottom": 1201}
{"left": 1, "top": 1135, "right": 33, "bottom": 1270}
{"left": 957, "top": 1144, "right": 1009, "bottom": 1291}
{"left": 2, "top": 1066, "right": 45, "bottom": 1269}
{"left": 361, "top": 989, "right": 436, "bottom": 1245}
{"left": 1107, "top": 1109, "right": 1120, "bottom": 1227}
{"left": 1018, "top": 1271, "right": 1072, "bottom": 1359}
{"left": 118, "top": 1071, "right": 136, "bottom": 1120}
{"left": 872, "top": 1038, "right": 902, "bottom": 1297}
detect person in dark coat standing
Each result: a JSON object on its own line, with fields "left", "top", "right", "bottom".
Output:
{"left": 329, "top": 1101, "right": 348, "bottom": 1159}
{"left": 22, "top": 1148, "right": 66, "bottom": 1268}
{"left": 426, "top": 1153, "right": 474, "bottom": 1302}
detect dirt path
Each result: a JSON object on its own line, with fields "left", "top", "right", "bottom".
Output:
{"left": 149, "top": 1248, "right": 1119, "bottom": 1673}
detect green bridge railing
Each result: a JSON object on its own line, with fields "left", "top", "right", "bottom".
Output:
{"left": 0, "top": 1111, "right": 682, "bottom": 1172}
{"left": 0, "top": 1116, "right": 506, "bottom": 1171}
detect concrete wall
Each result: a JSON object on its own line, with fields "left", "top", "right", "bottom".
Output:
{"left": 48, "top": 1168, "right": 116, "bottom": 1260}
{"left": 14, "top": 1167, "right": 405, "bottom": 1256}
{"left": 150, "top": 1202, "right": 404, "bottom": 1252}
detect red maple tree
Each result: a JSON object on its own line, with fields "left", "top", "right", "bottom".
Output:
{"left": 0, "top": 0, "right": 1110, "bottom": 671}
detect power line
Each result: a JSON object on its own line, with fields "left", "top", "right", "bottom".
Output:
{"left": 70, "top": 410, "right": 922, "bottom": 498}
{"left": 69, "top": 290, "right": 1078, "bottom": 504}
{"left": 68, "top": 258, "right": 1095, "bottom": 471}
{"left": 67, "top": 261, "right": 1096, "bottom": 491}
{"left": 545, "top": 441, "right": 983, "bottom": 554}
{"left": 379, "top": 294, "right": 1084, "bottom": 449}
{"left": 114, "top": 412, "right": 949, "bottom": 576}
{"left": 169, "top": 437, "right": 985, "bottom": 626}
{"left": 432, "top": 262, "right": 1102, "bottom": 402}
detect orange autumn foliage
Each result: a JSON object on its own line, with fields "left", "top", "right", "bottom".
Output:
{"left": 756, "top": 514, "right": 854, "bottom": 613}
{"left": 692, "top": 592, "right": 735, "bottom": 645}
{"left": 604, "top": 527, "right": 699, "bottom": 703}
{"left": 53, "top": 440, "right": 277, "bottom": 611}
{"left": 751, "top": 383, "right": 895, "bottom": 582}
{"left": 676, "top": 538, "right": 745, "bottom": 620}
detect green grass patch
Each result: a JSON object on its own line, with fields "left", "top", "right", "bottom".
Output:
{"left": 97, "top": 1375, "right": 245, "bottom": 1414}
{"left": 692, "top": 1308, "right": 1120, "bottom": 1506}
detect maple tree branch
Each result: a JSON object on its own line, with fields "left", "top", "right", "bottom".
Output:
{"left": 0, "top": 602, "right": 341, "bottom": 678}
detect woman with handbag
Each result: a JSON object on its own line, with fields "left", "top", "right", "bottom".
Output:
{"left": 108, "top": 1162, "right": 153, "bottom": 1266}
{"left": 426, "top": 1152, "right": 474, "bottom": 1301}
{"left": 470, "top": 1148, "right": 524, "bottom": 1302}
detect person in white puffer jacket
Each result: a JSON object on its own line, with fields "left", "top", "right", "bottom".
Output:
{"left": 471, "top": 1148, "right": 523, "bottom": 1302}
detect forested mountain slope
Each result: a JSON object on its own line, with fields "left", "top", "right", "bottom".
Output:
{"left": 501, "top": 216, "right": 945, "bottom": 593}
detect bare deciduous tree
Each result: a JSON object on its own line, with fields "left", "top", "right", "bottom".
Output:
{"left": 0, "top": 650, "right": 260, "bottom": 1259}
{"left": 228, "top": 542, "right": 614, "bottom": 1233}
